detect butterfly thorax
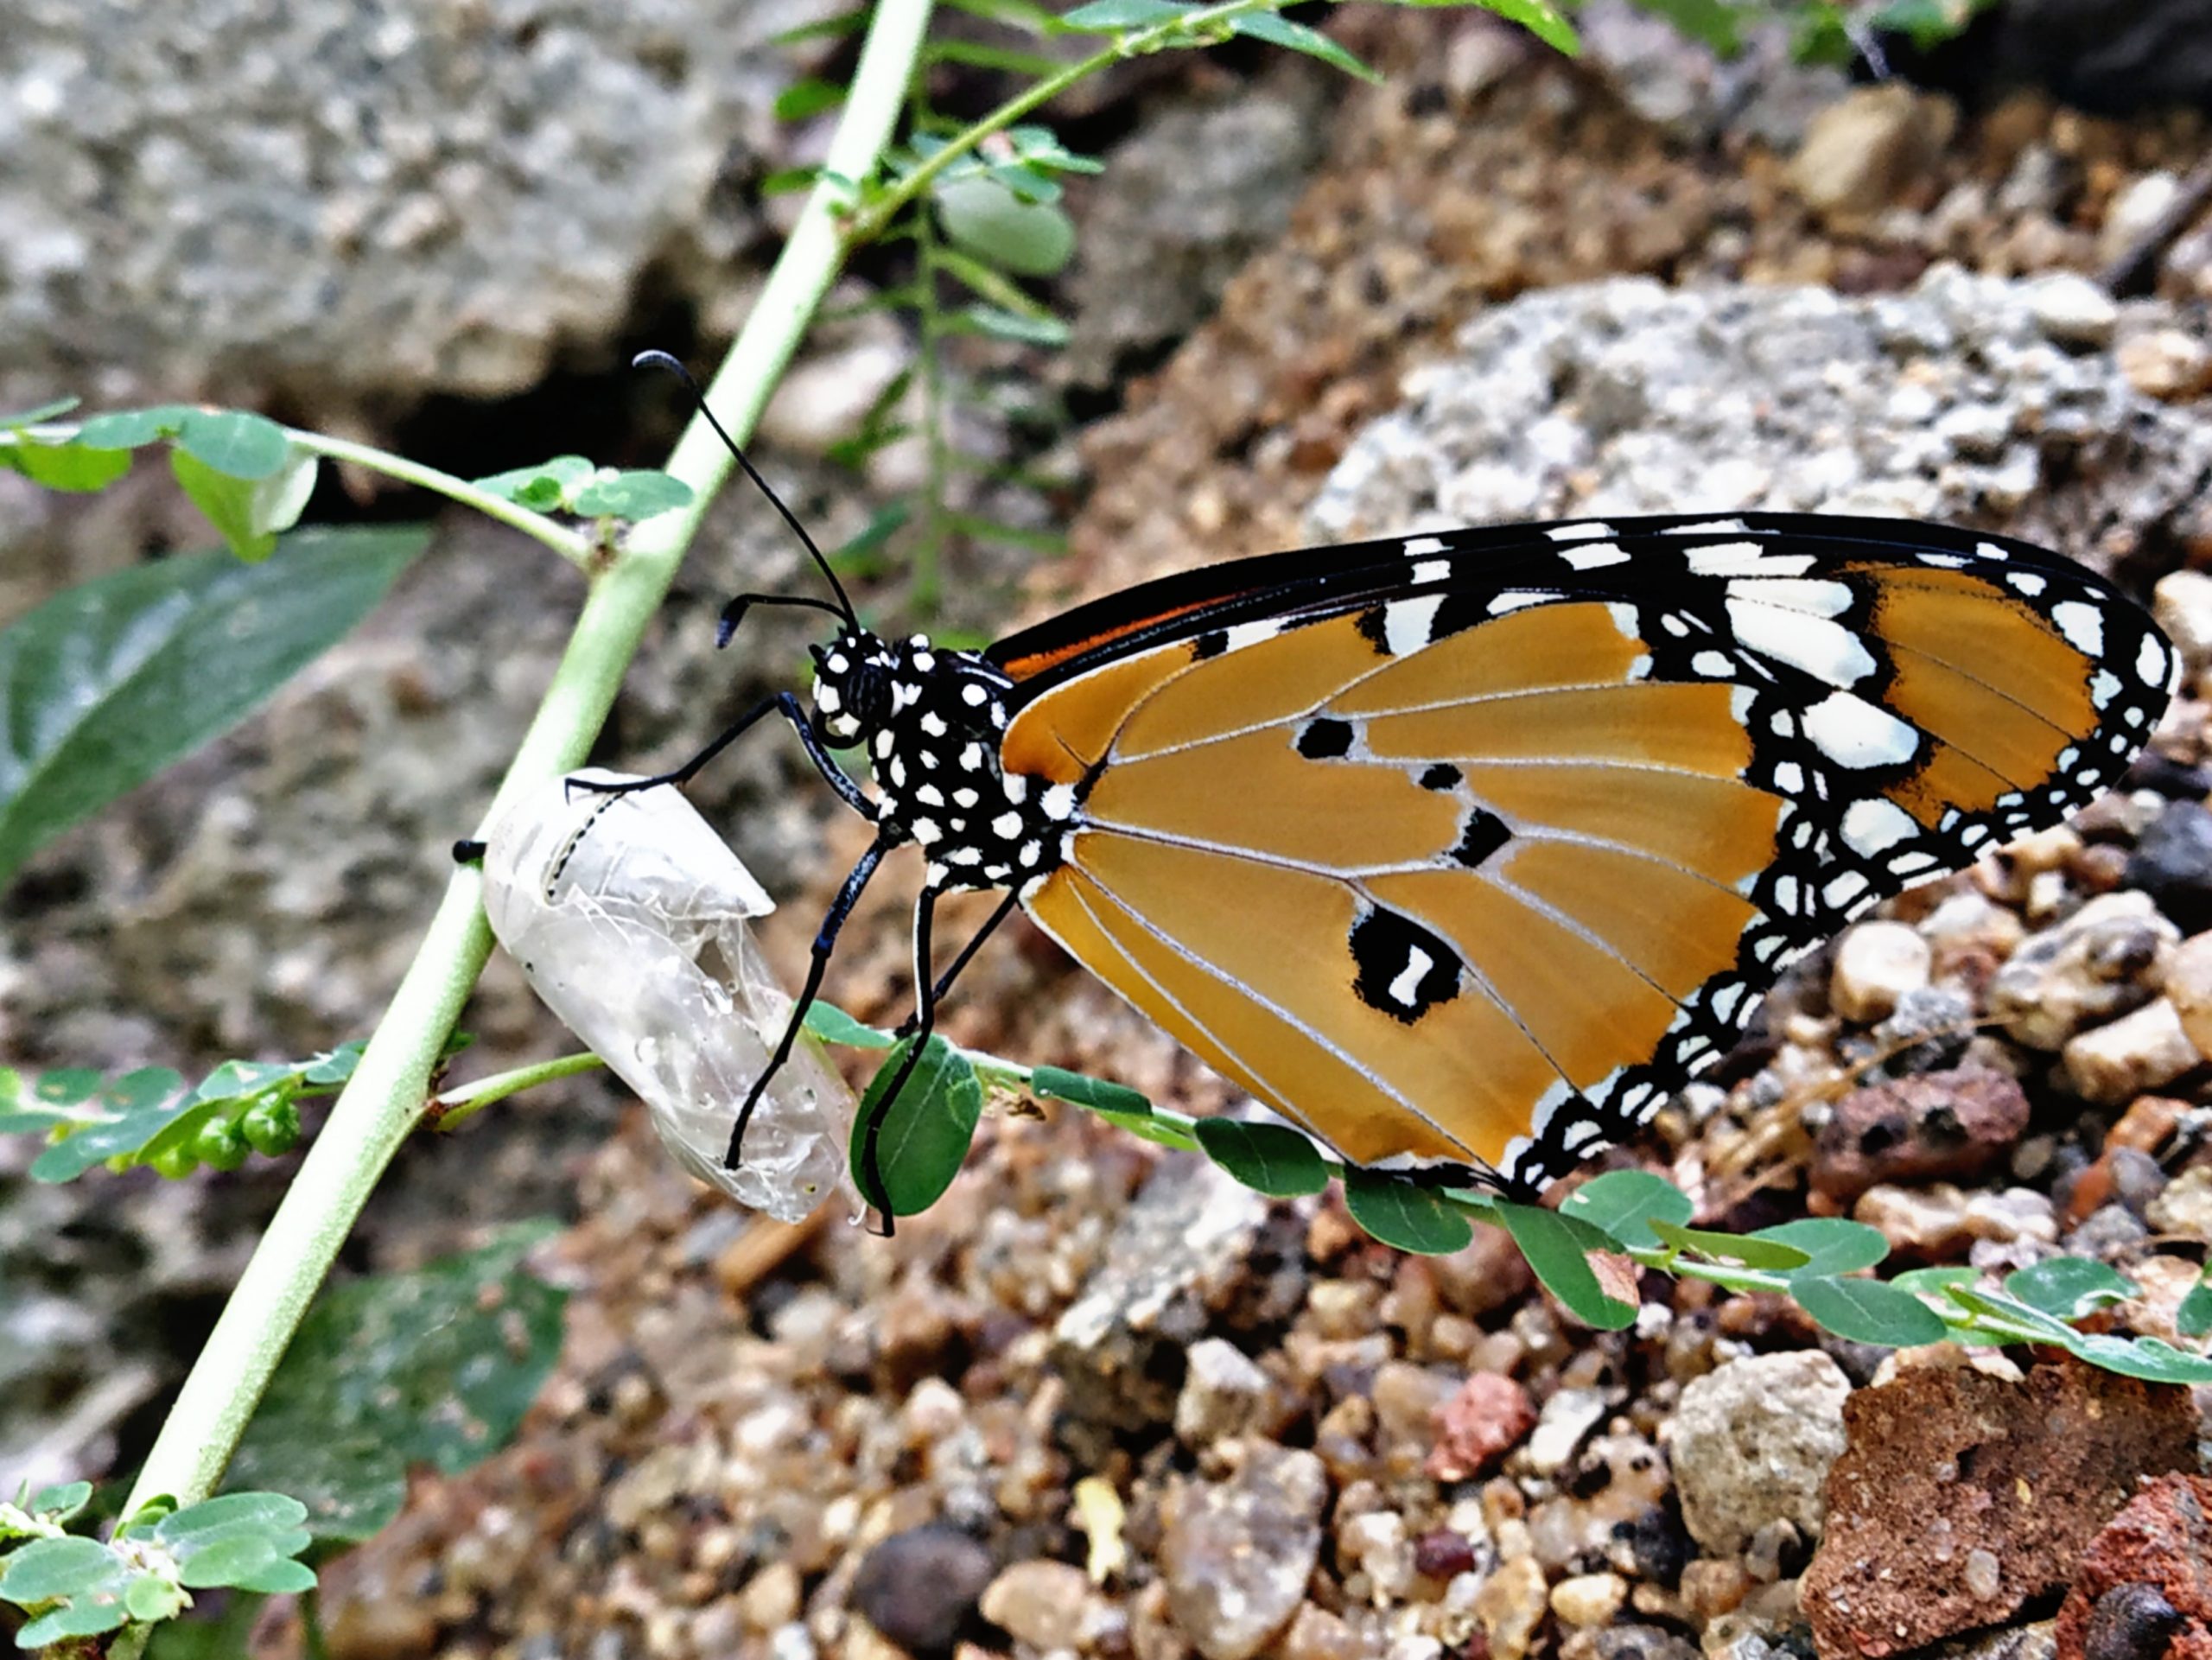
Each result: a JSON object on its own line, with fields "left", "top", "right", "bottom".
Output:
{"left": 809, "top": 628, "right": 1076, "bottom": 894}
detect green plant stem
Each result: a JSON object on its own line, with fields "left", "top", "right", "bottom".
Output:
{"left": 843, "top": 0, "right": 1273, "bottom": 245}
{"left": 118, "top": 0, "right": 935, "bottom": 1526}
{"left": 433, "top": 1052, "right": 606, "bottom": 1131}
{"left": 283, "top": 429, "right": 593, "bottom": 570}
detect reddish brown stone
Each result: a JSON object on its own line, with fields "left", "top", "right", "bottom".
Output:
{"left": 2056, "top": 1475, "right": 2212, "bottom": 1660}
{"left": 1426, "top": 1372, "right": 1535, "bottom": 1482}
{"left": 1810, "top": 1068, "right": 2031, "bottom": 1203}
{"left": 1803, "top": 1360, "right": 2197, "bottom": 1660}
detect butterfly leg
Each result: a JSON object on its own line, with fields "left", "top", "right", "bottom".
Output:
{"left": 723, "top": 832, "right": 892, "bottom": 1169}
{"left": 892, "top": 888, "right": 1021, "bottom": 1039}
{"left": 577, "top": 690, "right": 875, "bottom": 822}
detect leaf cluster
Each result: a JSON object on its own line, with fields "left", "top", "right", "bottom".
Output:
{"left": 809, "top": 1004, "right": 2212, "bottom": 1383}
{"left": 0, "top": 1490, "right": 313, "bottom": 1650}
{"left": 471, "top": 455, "right": 693, "bottom": 523}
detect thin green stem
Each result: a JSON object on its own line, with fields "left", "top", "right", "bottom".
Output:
{"left": 118, "top": 0, "right": 935, "bottom": 1523}
{"left": 283, "top": 429, "right": 593, "bottom": 570}
{"left": 912, "top": 179, "right": 952, "bottom": 613}
{"left": 433, "top": 1051, "right": 606, "bottom": 1131}
{"left": 843, "top": 0, "right": 1274, "bottom": 245}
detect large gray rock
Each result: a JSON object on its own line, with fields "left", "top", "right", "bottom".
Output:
{"left": 1306, "top": 268, "right": 2212, "bottom": 576}
{"left": 0, "top": 0, "right": 837, "bottom": 412}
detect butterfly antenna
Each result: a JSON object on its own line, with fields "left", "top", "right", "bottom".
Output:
{"left": 632, "top": 349, "right": 860, "bottom": 630}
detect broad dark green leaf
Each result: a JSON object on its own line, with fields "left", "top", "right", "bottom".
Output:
{"left": 1227, "top": 10, "right": 1380, "bottom": 79}
{"left": 803, "top": 1002, "right": 899, "bottom": 1050}
{"left": 1939, "top": 1282, "right": 2088, "bottom": 1344}
{"left": 1060, "top": 0, "right": 1191, "bottom": 27}
{"left": 935, "top": 176, "right": 1077, "bottom": 277}
{"left": 986, "top": 162, "right": 1064, "bottom": 203}
{"left": 172, "top": 410, "right": 289, "bottom": 480}
{"left": 1497, "top": 1201, "right": 1637, "bottom": 1328}
{"left": 1006, "top": 124, "right": 1104, "bottom": 171}
{"left": 172, "top": 447, "right": 277, "bottom": 559}
{"left": 1647, "top": 1218, "right": 1810, "bottom": 1271}
{"left": 2179, "top": 1270, "right": 2212, "bottom": 1339}
{"left": 1192, "top": 1118, "right": 1329, "bottom": 1197}
{"left": 2064, "top": 1332, "right": 2212, "bottom": 1385}
{"left": 0, "top": 438, "right": 132, "bottom": 493}
{"left": 2004, "top": 1257, "right": 2139, "bottom": 1321}
{"left": 852, "top": 1036, "right": 983, "bottom": 1216}
{"left": 32, "top": 1069, "right": 102, "bottom": 1104}
{"left": 1558, "top": 1168, "right": 1692, "bottom": 1250}
{"left": 0, "top": 1535, "right": 124, "bottom": 1601}
{"left": 1752, "top": 1218, "right": 1891, "bottom": 1279}
{"left": 1792, "top": 1275, "right": 1948, "bottom": 1345}
{"left": 1030, "top": 1065, "right": 1150, "bottom": 1115}
{"left": 0, "top": 397, "right": 81, "bottom": 429}
{"left": 0, "top": 527, "right": 427, "bottom": 887}
{"left": 570, "top": 469, "right": 693, "bottom": 520}
{"left": 773, "top": 76, "right": 848, "bottom": 121}
{"left": 955, "top": 305, "right": 1071, "bottom": 347}
{"left": 231, "top": 1226, "right": 566, "bottom": 1541}
{"left": 1344, "top": 1168, "right": 1476, "bottom": 1256}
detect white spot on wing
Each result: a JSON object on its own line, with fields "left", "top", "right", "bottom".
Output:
{"left": 1403, "top": 535, "right": 1449, "bottom": 557}
{"left": 1412, "top": 559, "right": 1451, "bottom": 585}
{"left": 1802, "top": 690, "right": 1920, "bottom": 768}
{"left": 1725, "top": 599, "right": 1877, "bottom": 685}
{"left": 1841, "top": 797, "right": 1918, "bottom": 855}
{"left": 1224, "top": 620, "right": 1280, "bottom": 652}
{"left": 1560, "top": 541, "right": 1630, "bottom": 570}
{"left": 1743, "top": 578, "right": 1854, "bottom": 618}
{"left": 1488, "top": 591, "right": 1554, "bottom": 615}
{"left": 1388, "top": 945, "right": 1433, "bottom": 1008}
{"left": 1386, "top": 595, "right": 1443, "bottom": 656}
{"left": 2050, "top": 600, "right": 2105, "bottom": 656}
{"left": 2139, "top": 633, "right": 2169, "bottom": 687}
{"left": 1546, "top": 523, "right": 1618, "bottom": 542}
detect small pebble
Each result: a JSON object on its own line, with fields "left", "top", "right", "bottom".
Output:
{"left": 2061, "top": 998, "right": 2197, "bottom": 1106}
{"left": 850, "top": 1525, "right": 995, "bottom": 1658}
{"left": 1671, "top": 1352, "right": 1851, "bottom": 1555}
{"left": 980, "top": 1560, "right": 1093, "bottom": 1651}
{"left": 1551, "top": 1572, "right": 1629, "bottom": 1628}
{"left": 1832, "top": 921, "right": 1932, "bottom": 1023}
{"left": 1962, "top": 1548, "right": 2003, "bottom": 1601}
{"left": 2145, "top": 1166, "right": 2212, "bottom": 1242}
{"left": 1160, "top": 1445, "right": 1327, "bottom": 1660}
{"left": 1473, "top": 1556, "right": 1551, "bottom": 1660}
{"left": 1427, "top": 1372, "right": 1536, "bottom": 1482}
{"left": 1176, "top": 1338, "right": 1274, "bottom": 1447}
{"left": 2118, "top": 329, "right": 2212, "bottom": 401}
{"left": 2123, "top": 801, "right": 2212, "bottom": 932}
{"left": 1414, "top": 1529, "right": 1478, "bottom": 1580}
{"left": 2152, "top": 570, "right": 2212, "bottom": 677}
{"left": 2026, "top": 271, "right": 2120, "bottom": 347}
{"left": 1524, "top": 1388, "right": 1610, "bottom": 1478}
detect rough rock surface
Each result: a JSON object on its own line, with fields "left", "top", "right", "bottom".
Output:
{"left": 1805, "top": 1361, "right": 2201, "bottom": 1660}
{"left": 1810, "top": 1069, "right": 2032, "bottom": 1203}
{"left": 1669, "top": 1351, "right": 1852, "bottom": 1556}
{"left": 2055, "top": 1475, "right": 2212, "bottom": 1660}
{"left": 1158, "top": 1443, "right": 1327, "bottom": 1660}
{"left": 1306, "top": 268, "right": 2212, "bottom": 577}
{"left": 0, "top": 0, "right": 838, "bottom": 412}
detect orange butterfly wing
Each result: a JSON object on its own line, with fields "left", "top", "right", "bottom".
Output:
{"left": 995, "top": 518, "right": 2172, "bottom": 1191}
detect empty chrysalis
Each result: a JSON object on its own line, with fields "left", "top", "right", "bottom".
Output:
{"left": 480, "top": 768, "right": 853, "bottom": 1222}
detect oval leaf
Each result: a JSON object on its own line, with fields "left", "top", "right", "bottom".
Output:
{"left": 156, "top": 1491, "right": 310, "bottom": 1549}
{"left": 803, "top": 1002, "right": 899, "bottom": 1051}
{"left": 0, "top": 527, "right": 427, "bottom": 887}
{"left": 1497, "top": 1201, "right": 1638, "bottom": 1329}
{"left": 125, "top": 1573, "right": 188, "bottom": 1623}
{"left": 1559, "top": 1168, "right": 1693, "bottom": 1250}
{"left": 175, "top": 1533, "right": 278, "bottom": 1590}
{"left": 570, "top": 469, "right": 694, "bottom": 521}
{"left": 230, "top": 1555, "right": 318, "bottom": 1595}
{"left": 1227, "top": 10, "right": 1380, "bottom": 80}
{"left": 1752, "top": 1217, "right": 1891, "bottom": 1279}
{"left": 0, "top": 1535, "right": 125, "bottom": 1602}
{"left": 1061, "top": 0, "right": 1190, "bottom": 25}
{"left": 1192, "top": 1117, "right": 1329, "bottom": 1198}
{"left": 854, "top": 1035, "right": 983, "bottom": 1217}
{"left": 2063, "top": 1332, "right": 2212, "bottom": 1385}
{"left": 2004, "top": 1256, "right": 2139, "bottom": 1320}
{"left": 2, "top": 438, "right": 133, "bottom": 493}
{"left": 1343, "top": 1168, "right": 1475, "bottom": 1256}
{"left": 934, "top": 176, "right": 1077, "bottom": 277}
{"left": 1790, "top": 1275, "right": 1948, "bottom": 1346}
{"left": 175, "top": 409, "right": 290, "bottom": 480}
{"left": 1031, "top": 1065, "right": 1150, "bottom": 1116}
{"left": 75, "top": 404, "right": 196, "bottom": 450}
{"left": 1647, "top": 1218, "right": 1810, "bottom": 1271}
{"left": 2178, "top": 1270, "right": 2212, "bottom": 1340}
{"left": 17, "top": 1599, "right": 130, "bottom": 1645}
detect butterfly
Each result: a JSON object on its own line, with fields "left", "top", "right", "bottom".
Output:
{"left": 626, "top": 359, "right": 2176, "bottom": 1224}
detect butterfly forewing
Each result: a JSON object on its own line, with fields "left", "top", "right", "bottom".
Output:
{"left": 1001, "top": 516, "right": 2174, "bottom": 1193}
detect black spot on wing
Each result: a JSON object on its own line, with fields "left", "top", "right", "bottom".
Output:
{"left": 1421, "top": 762, "right": 1463, "bottom": 792}
{"left": 1350, "top": 906, "right": 1463, "bottom": 1024}
{"left": 1296, "top": 717, "right": 1356, "bottom": 760}
{"left": 1450, "top": 807, "right": 1511, "bottom": 868}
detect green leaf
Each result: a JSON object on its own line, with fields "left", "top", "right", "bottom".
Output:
{"left": 2178, "top": 1270, "right": 2212, "bottom": 1340}
{"left": 1497, "top": 1201, "right": 1637, "bottom": 1328}
{"left": 774, "top": 76, "right": 848, "bottom": 122}
{"left": 935, "top": 176, "right": 1077, "bottom": 277}
{"left": 1647, "top": 1218, "right": 1811, "bottom": 1271}
{"left": 26, "top": 1484, "right": 92, "bottom": 1523}
{"left": 1619, "top": 0, "right": 1742, "bottom": 54}
{"left": 1060, "top": 0, "right": 1191, "bottom": 25}
{"left": 944, "top": 0, "right": 1070, "bottom": 33}
{"left": 1752, "top": 1218, "right": 1891, "bottom": 1279}
{"left": 0, "top": 437, "right": 134, "bottom": 493}
{"left": 472, "top": 455, "right": 595, "bottom": 512}
{"left": 853, "top": 1036, "right": 983, "bottom": 1216}
{"left": 1344, "top": 1169, "right": 1476, "bottom": 1256}
{"left": 1867, "top": 0, "right": 2001, "bottom": 48}
{"left": 828, "top": 501, "right": 912, "bottom": 562}
{"left": 1192, "top": 1118, "right": 1329, "bottom": 1197}
{"left": 228, "top": 1556, "right": 316, "bottom": 1595}
{"left": 2063, "top": 1332, "right": 2212, "bottom": 1385}
{"left": 0, "top": 397, "right": 81, "bottom": 429}
{"left": 173, "top": 410, "right": 290, "bottom": 480}
{"left": 760, "top": 165, "right": 823, "bottom": 196}
{"left": 1559, "top": 1169, "right": 1692, "bottom": 1250}
{"left": 770, "top": 9, "right": 867, "bottom": 44}
{"left": 803, "top": 1002, "right": 899, "bottom": 1051}
{"left": 232, "top": 1227, "right": 567, "bottom": 1541}
{"left": 954, "top": 305, "right": 1071, "bottom": 347}
{"left": 33, "top": 1069, "right": 102, "bottom": 1105}
{"left": 1891, "top": 1265, "right": 1983, "bottom": 1295}
{"left": 124, "top": 1573, "right": 187, "bottom": 1623}
{"left": 923, "top": 38, "right": 1068, "bottom": 74}
{"left": 1940, "top": 1282, "right": 2085, "bottom": 1345}
{"left": 171, "top": 448, "right": 276, "bottom": 559}
{"left": 1226, "top": 10, "right": 1380, "bottom": 79}
{"left": 175, "top": 1535, "right": 279, "bottom": 1590}
{"left": 0, "top": 1535, "right": 124, "bottom": 1602}
{"left": 1791, "top": 1275, "right": 1948, "bottom": 1346}
{"left": 1403, "top": 0, "right": 1580, "bottom": 54}
{"left": 156, "top": 1491, "right": 309, "bottom": 1550}
{"left": 16, "top": 1598, "right": 129, "bottom": 1646}
{"left": 0, "top": 527, "right": 427, "bottom": 888}
{"left": 1030, "top": 1065, "right": 1150, "bottom": 1116}
{"left": 2004, "top": 1257, "right": 2139, "bottom": 1321}
{"left": 75, "top": 404, "right": 197, "bottom": 450}
{"left": 570, "top": 469, "right": 693, "bottom": 521}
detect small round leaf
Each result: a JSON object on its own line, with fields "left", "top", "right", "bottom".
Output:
{"left": 853, "top": 1035, "right": 983, "bottom": 1217}
{"left": 1343, "top": 1168, "right": 1475, "bottom": 1256}
{"left": 934, "top": 177, "right": 1077, "bottom": 277}
{"left": 1789, "top": 1275, "right": 1948, "bottom": 1346}
{"left": 1192, "top": 1118, "right": 1328, "bottom": 1198}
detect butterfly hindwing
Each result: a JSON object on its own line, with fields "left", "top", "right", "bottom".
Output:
{"left": 1001, "top": 516, "right": 2174, "bottom": 1192}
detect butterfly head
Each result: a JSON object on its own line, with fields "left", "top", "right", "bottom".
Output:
{"left": 808, "top": 630, "right": 898, "bottom": 748}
